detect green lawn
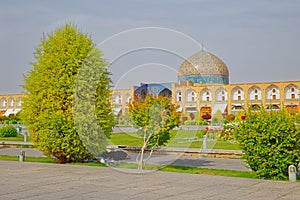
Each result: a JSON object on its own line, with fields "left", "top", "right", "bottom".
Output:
{"left": 116, "top": 162, "right": 258, "bottom": 179}
{"left": 0, "top": 134, "right": 31, "bottom": 142}
{"left": 109, "top": 132, "right": 143, "bottom": 146}
{"left": 1, "top": 131, "right": 240, "bottom": 150}
{"left": 0, "top": 155, "right": 54, "bottom": 163}
{"left": 109, "top": 130, "right": 241, "bottom": 150}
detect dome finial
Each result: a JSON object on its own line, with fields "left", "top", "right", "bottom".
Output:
{"left": 200, "top": 43, "right": 205, "bottom": 51}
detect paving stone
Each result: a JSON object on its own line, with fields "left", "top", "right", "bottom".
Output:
{"left": 0, "top": 161, "right": 299, "bottom": 200}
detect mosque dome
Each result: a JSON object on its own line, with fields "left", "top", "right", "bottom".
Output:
{"left": 178, "top": 48, "right": 229, "bottom": 84}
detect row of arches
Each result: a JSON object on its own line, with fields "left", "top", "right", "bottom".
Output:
{"left": 176, "top": 84, "right": 299, "bottom": 102}
{"left": 0, "top": 96, "right": 23, "bottom": 108}
{"left": 177, "top": 87, "right": 227, "bottom": 102}
{"left": 112, "top": 93, "right": 131, "bottom": 105}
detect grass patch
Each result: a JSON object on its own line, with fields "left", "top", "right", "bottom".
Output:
{"left": 213, "top": 141, "right": 241, "bottom": 150}
{"left": 0, "top": 134, "right": 31, "bottom": 142}
{"left": 69, "top": 162, "right": 106, "bottom": 167}
{"left": 109, "top": 132, "right": 143, "bottom": 146}
{"left": 0, "top": 155, "right": 55, "bottom": 163}
{"left": 160, "top": 165, "right": 257, "bottom": 179}
{"left": 109, "top": 130, "right": 241, "bottom": 150}
{"left": 116, "top": 162, "right": 257, "bottom": 179}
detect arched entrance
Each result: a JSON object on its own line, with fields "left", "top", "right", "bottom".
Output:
{"left": 158, "top": 88, "right": 172, "bottom": 98}
{"left": 285, "top": 104, "right": 298, "bottom": 114}
{"left": 200, "top": 106, "right": 212, "bottom": 120}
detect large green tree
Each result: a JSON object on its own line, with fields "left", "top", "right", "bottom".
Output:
{"left": 22, "top": 24, "right": 114, "bottom": 163}
{"left": 129, "top": 94, "right": 181, "bottom": 170}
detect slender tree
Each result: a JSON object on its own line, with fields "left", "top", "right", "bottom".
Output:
{"left": 129, "top": 94, "right": 181, "bottom": 170}
{"left": 22, "top": 24, "right": 114, "bottom": 163}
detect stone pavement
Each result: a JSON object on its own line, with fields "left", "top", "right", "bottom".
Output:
{"left": 0, "top": 160, "right": 299, "bottom": 200}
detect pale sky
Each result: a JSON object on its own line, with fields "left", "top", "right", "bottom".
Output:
{"left": 1, "top": 0, "right": 300, "bottom": 93}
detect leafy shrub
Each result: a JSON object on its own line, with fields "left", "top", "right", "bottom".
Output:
{"left": 220, "top": 122, "right": 239, "bottom": 141}
{"left": 211, "top": 117, "right": 218, "bottom": 124}
{"left": 0, "top": 126, "right": 18, "bottom": 137}
{"left": 10, "top": 119, "right": 18, "bottom": 124}
{"left": 234, "top": 107, "right": 300, "bottom": 180}
{"left": 226, "top": 114, "right": 235, "bottom": 121}
{"left": 198, "top": 120, "right": 209, "bottom": 126}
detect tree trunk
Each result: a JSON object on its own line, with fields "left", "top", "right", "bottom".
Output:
{"left": 53, "top": 151, "right": 66, "bottom": 164}
{"left": 137, "top": 132, "right": 152, "bottom": 170}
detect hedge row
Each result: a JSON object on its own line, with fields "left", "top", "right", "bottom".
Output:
{"left": 0, "top": 126, "right": 18, "bottom": 137}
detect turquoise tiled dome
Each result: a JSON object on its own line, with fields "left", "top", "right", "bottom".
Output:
{"left": 178, "top": 50, "right": 229, "bottom": 84}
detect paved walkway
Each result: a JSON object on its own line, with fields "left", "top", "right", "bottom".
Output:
{"left": 0, "top": 160, "right": 299, "bottom": 200}
{"left": 0, "top": 148, "right": 45, "bottom": 157}
{"left": 0, "top": 147, "right": 249, "bottom": 171}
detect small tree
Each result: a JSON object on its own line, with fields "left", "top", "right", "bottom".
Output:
{"left": 22, "top": 24, "right": 114, "bottom": 163}
{"left": 234, "top": 107, "right": 300, "bottom": 180}
{"left": 212, "top": 109, "right": 224, "bottom": 125}
{"left": 129, "top": 95, "right": 181, "bottom": 170}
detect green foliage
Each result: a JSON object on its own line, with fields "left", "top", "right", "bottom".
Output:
{"left": 226, "top": 114, "right": 235, "bottom": 122}
{"left": 295, "top": 114, "right": 300, "bottom": 124}
{"left": 116, "top": 108, "right": 132, "bottom": 126}
{"left": 0, "top": 116, "right": 21, "bottom": 124}
{"left": 73, "top": 48, "right": 115, "bottom": 157}
{"left": 0, "top": 126, "right": 18, "bottom": 137}
{"left": 212, "top": 109, "right": 224, "bottom": 124}
{"left": 129, "top": 95, "right": 181, "bottom": 169}
{"left": 129, "top": 95, "right": 181, "bottom": 147}
{"left": 21, "top": 24, "right": 114, "bottom": 163}
{"left": 235, "top": 110, "right": 246, "bottom": 122}
{"left": 220, "top": 122, "right": 238, "bottom": 141}
{"left": 234, "top": 107, "right": 300, "bottom": 180}
{"left": 183, "top": 111, "right": 208, "bottom": 125}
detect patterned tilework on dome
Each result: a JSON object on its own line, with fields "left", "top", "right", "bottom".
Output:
{"left": 178, "top": 74, "right": 229, "bottom": 84}
{"left": 178, "top": 50, "right": 229, "bottom": 84}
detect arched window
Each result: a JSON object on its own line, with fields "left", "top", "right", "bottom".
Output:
{"left": 8, "top": 97, "right": 14, "bottom": 107}
{"left": 248, "top": 86, "right": 262, "bottom": 101}
{"left": 0, "top": 98, "right": 7, "bottom": 108}
{"left": 186, "top": 89, "right": 197, "bottom": 102}
{"left": 176, "top": 91, "right": 182, "bottom": 102}
{"left": 232, "top": 87, "right": 244, "bottom": 101}
{"left": 117, "top": 95, "right": 122, "bottom": 104}
{"left": 191, "top": 92, "right": 195, "bottom": 102}
{"left": 201, "top": 89, "right": 212, "bottom": 102}
{"left": 125, "top": 94, "right": 131, "bottom": 103}
{"left": 284, "top": 84, "right": 299, "bottom": 100}
{"left": 216, "top": 88, "right": 227, "bottom": 102}
{"left": 113, "top": 94, "right": 122, "bottom": 104}
{"left": 266, "top": 85, "right": 280, "bottom": 100}
{"left": 16, "top": 97, "right": 22, "bottom": 107}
